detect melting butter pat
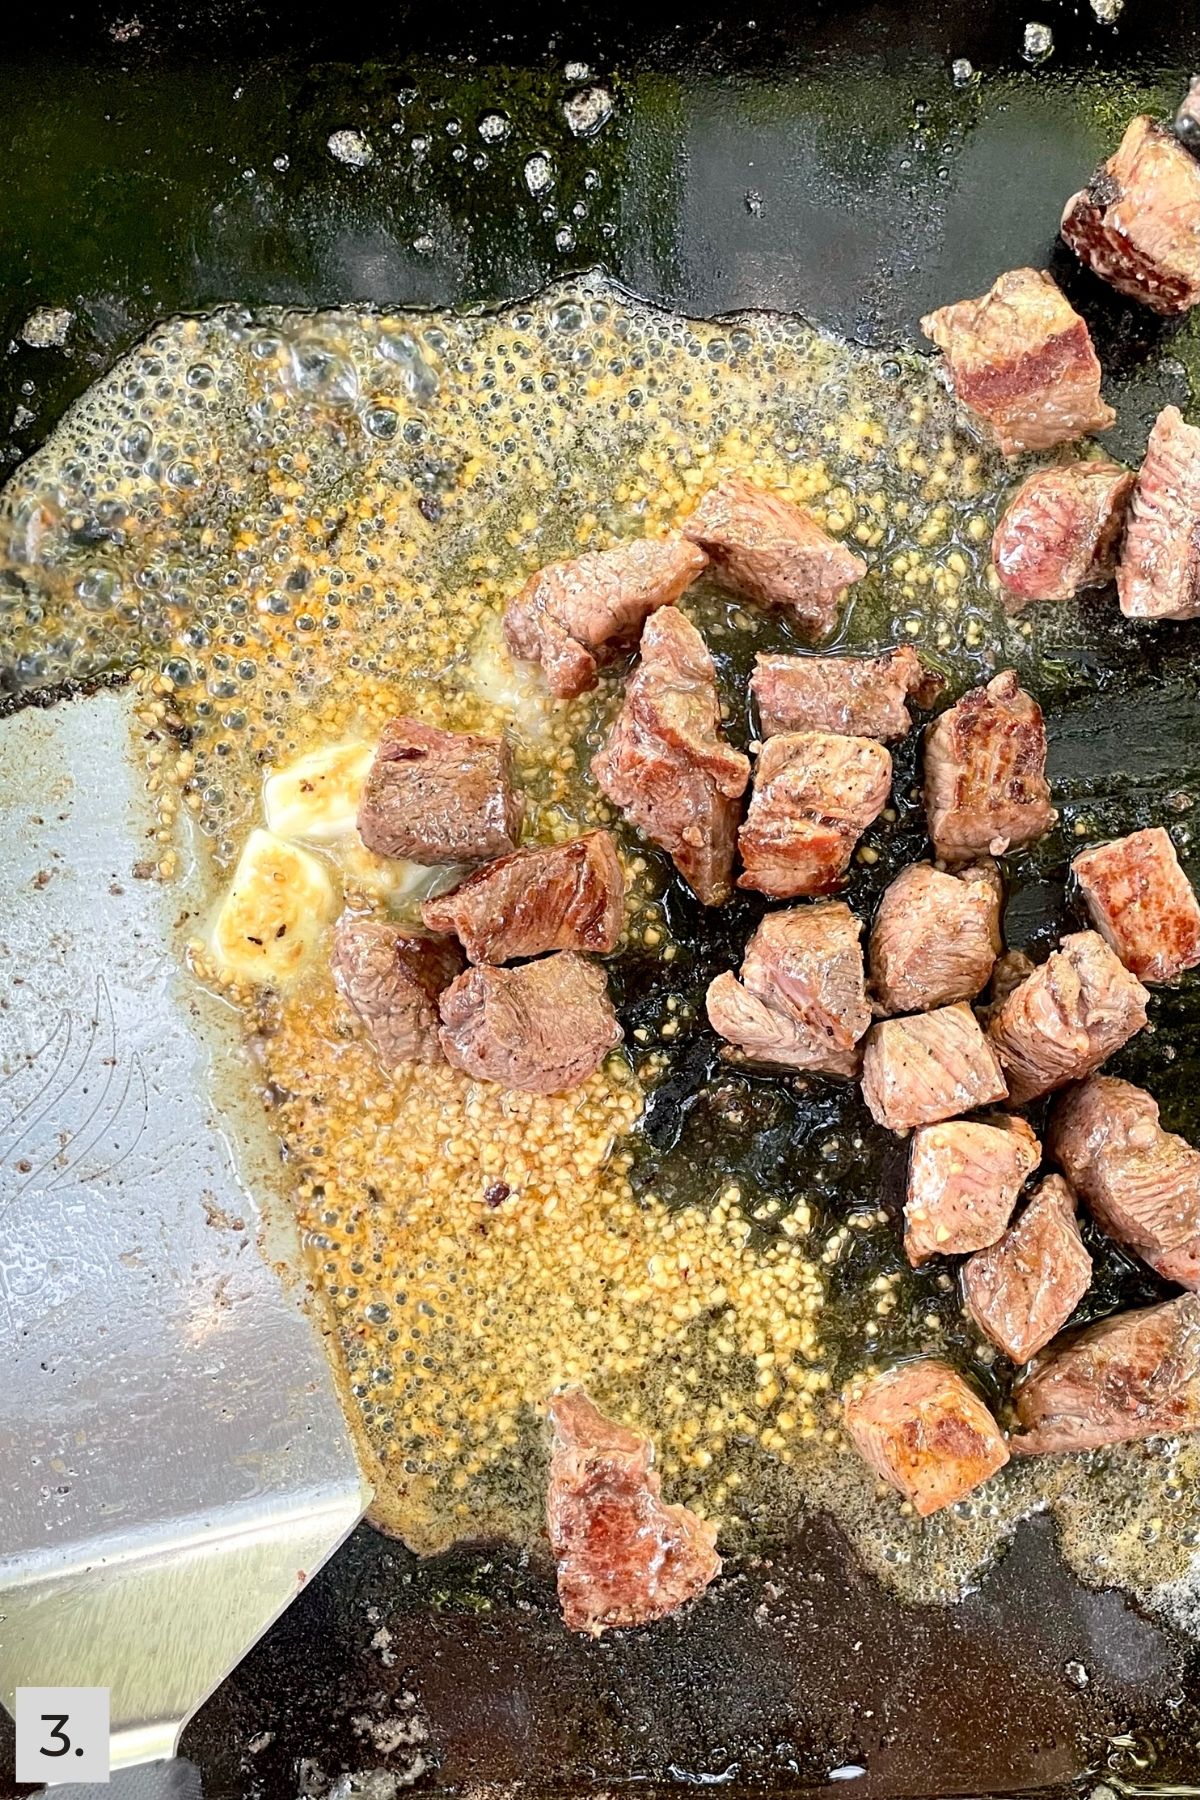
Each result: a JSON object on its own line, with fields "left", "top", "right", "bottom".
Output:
{"left": 211, "top": 828, "right": 337, "bottom": 984}
{"left": 263, "top": 739, "right": 375, "bottom": 842}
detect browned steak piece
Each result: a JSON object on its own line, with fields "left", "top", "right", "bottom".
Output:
{"left": 502, "top": 535, "right": 708, "bottom": 699}
{"left": 737, "top": 731, "right": 892, "bottom": 899}
{"left": 546, "top": 1388, "right": 721, "bottom": 1635}
{"left": 992, "top": 462, "right": 1134, "bottom": 608}
{"left": 750, "top": 645, "right": 943, "bottom": 741}
{"left": 437, "top": 952, "right": 621, "bottom": 1094}
{"left": 1073, "top": 826, "right": 1200, "bottom": 984}
{"left": 1049, "top": 1075, "right": 1200, "bottom": 1269}
{"left": 681, "top": 475, "right": 867, "bottom": 637}
{"left": 357, "top": 718, "right": 523, "bottom": 865}
{"left": 705, "top": 901, "right": 870, "bottom": 1077}
{"left": 963, "top": 1175, "right": 1093, "bottom": 1364}
{"left": 843, "top": 1359, "right": 1009, "bottom": 1515}
{"left": 869, "top": 860, "right": 1002, "bottom": 1015}
{"left": 332, "top": 914, "right": 464, "bottom": 1068}
{"left": 591, "top": 608, "right": 750, "bottom": 906}
{"left": 920, "top": 267, "right": 1115, "bottom": 454}
{"left": 1012, "top": 1294, "right": 1200, "bottom": 1454}
{"left": 422, "top": 830, "right": 624, "bottom": 964}
{"left": 986, "top": 931, "right": 1150, "bottom": 1106}
{"left": 1061, "top": 116, "right": 1200, "bottom": 315}
{"left": 1117, "top": 406, "right": 1200, "bottom": 620}
{"left": 903, "top": 1115, "right": 1040, "bottom": 1266}
{"left": 860, "top": 1004, "right": 1008, "bottom": 1134}
{"left": 924, "top": 671, "right": 1055, "bottom": 863}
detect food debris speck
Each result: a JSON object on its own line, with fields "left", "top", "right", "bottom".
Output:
{"left": 21, "top": 308, "right": 73, "bottom": 349}
{"left": 563, "top": 87, "right": 614, "bottom": 138}
{"left": 328, "top": 129, "right": 374, "bottom": 167}
{"left": 1022, "top": 21, "right": 1054, "bottom": 61}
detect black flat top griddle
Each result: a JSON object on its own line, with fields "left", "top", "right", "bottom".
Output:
{"left": 3, "top": 1, "right": 1200, "bottom": 1795}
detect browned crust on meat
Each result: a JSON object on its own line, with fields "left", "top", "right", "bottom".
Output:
{"left": 682, "top": 475, "right": 867, "bottom": 636}
{"left": 842, "top": 1358, "right": 1009, "bottom": 1515}
{"left": 547, "top": 1388, "right": 721, "bottom": 1633}
{"left": 1072, "top": 826, "right": 1200, "bottom": 984}
{"left": 421, "top": 830, "right": 625, "bottom": 963}
{"left": 1061, "top": 116, "right": 1200, "bottom": 315}
{"left": 503, "top": 534, "right": 709, "bottom": 699}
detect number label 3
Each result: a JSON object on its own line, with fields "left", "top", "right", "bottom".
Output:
{"left": 15, "top": 1688, "right": 111, "bottom": 1785}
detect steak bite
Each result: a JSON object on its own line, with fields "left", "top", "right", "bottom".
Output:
{"left": 860, "top": 1004, "right": 1008, "bottom": 1134}
{"left": 1049, "top": 1076, "right": 1200, "bottom": 1268}
{"left": 1061, "top": 115, "right": 1200, "bottom": 316}
{"left": 992, "top": 462, "right": 1134, "bottom": 609}
{"left": 1012, "top": 1294, "right": 1200, "bottom": 1455}
{"left": 843, "top": 1359, "right": 1009, "bottom": 1515}
{"left": 986, "top": 931, "right": 1150, "bottom": 1106}
{"left": 869, "top": 860, "right": 1002, "bottom": 1015}
{"left": 1073, "top": 826, "right": 1200, "bottom": 984}
{"left": 591, "top": 608, "right": 750, "bottom": 906}
{"left": 924, "top": 671, "right": 1055, "bottom": 863}
{"left": 903, "top": 1115, "right": 1040, "bottom": 1266}
{"left": 357, "top": 718, "right": 523, "bottom": 865}
{"left": 750, "top": 646, "right": 943, "bottom": 742}
{"left": 1117, "top": 406, "right": 1200, "bottom": 621}
{"left": 547, "top": 1388, "right": 721, "bottom": 1635}
{"left": 705, "top": 901, "right": 870, "bottom": 1078}
{"left": 737, "top": 731, "right": 892, "bottom": 899}
{"left": 422, "top": 830, "right": 625, "bottom": 964}
{"left": 681, "top": 475, "right": 867, "bottom": 637}
{"left": 963, "top": 1175, "right": 1093, "bottom": 1365}
{"left": 502, "top": 534, "right": 708, "bottom": 700}
{"left": 920, "top": 267, "right": 1115, "bottom": 455}
{"left": 332, "top": 914, "right": 464, "bottom": 1068}
{"left": 437, "top": 952, "right": 621, "bottom": 1094}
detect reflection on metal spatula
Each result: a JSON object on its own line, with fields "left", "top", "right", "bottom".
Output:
{"left": 0, "top": 688, "right": 371, "bottom": 1777}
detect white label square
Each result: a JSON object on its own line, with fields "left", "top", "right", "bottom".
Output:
{"left": 15, "top": 1687, "right": 110, "bottom": 1785}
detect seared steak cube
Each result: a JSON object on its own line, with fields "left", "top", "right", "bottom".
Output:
{"left": 986, "top": 931, "right": 1150, "bottom": 1105}
{"left": 357, "top": 718, "right": 523, "bottom": 865}
{"left": 924, "top": 671, "right": 1055, "bottom": 863}
{"left": 904, "top": 1115, "right": 1040, "bottom": 1266}
{"left": 332, "top": 914, "right": 464, "bottom": 1068}
{"left": 1073, "top": 826, "right": 1200, "bottom": 984}
{"left": 737, "top": 731, "right": 892, "bottom": 899}
{"left": 682, "top": 475, "right": 867, "bottom": 637}
{"left": 869, "top": 860, "right": 1002, "bottom": 1015}
{"left": 992, "top": 462, "right": 1133, "bottom": 609}
{"left": 920, "top": 267, "right": 1114, "bottom": 454}
{"left": 422, "top": 829, "right": 624, "bottom": 964}
{"left": 1049, "top": 1075, "right": 1200, "bottom": 1264}
{"left": 1117, "top": 406, "right": 1200, "bottom": 620}
{"left": 547, "top": 1388, "right": 721, "bottom": 1635}
{"left": 437, "top": 952, "right": 621, "bottom": 1094}
{"left": 1012, "top": 1293, "right": 1200, "bottom": 1454}
{"left": 503, "top": 534, "right": 708, "bottom": 699}
{"left": 751, "top": 645, "right": 942, "bottom": 741}
{"left": 591, "top": 608, "right": 750, "bottom": 906}
{"left": 843, "top": 1359, "right": 1009, "bottom": 1515}
{"left": 860, "top": 1004, "right": 1008, "bottom": 1134}
{"left": 1061, "top": 115, "right": 1200, "bottom": 315}
{"left": 705, "top": 901, "right": 870, "bottom": 1077}
{"left": 963, "top": 1175, "right": 1093, "bottom": 1364}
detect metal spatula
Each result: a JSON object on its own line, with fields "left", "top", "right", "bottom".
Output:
{"left": 0, "top": 687, "right": 370, "bottom": 1781}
